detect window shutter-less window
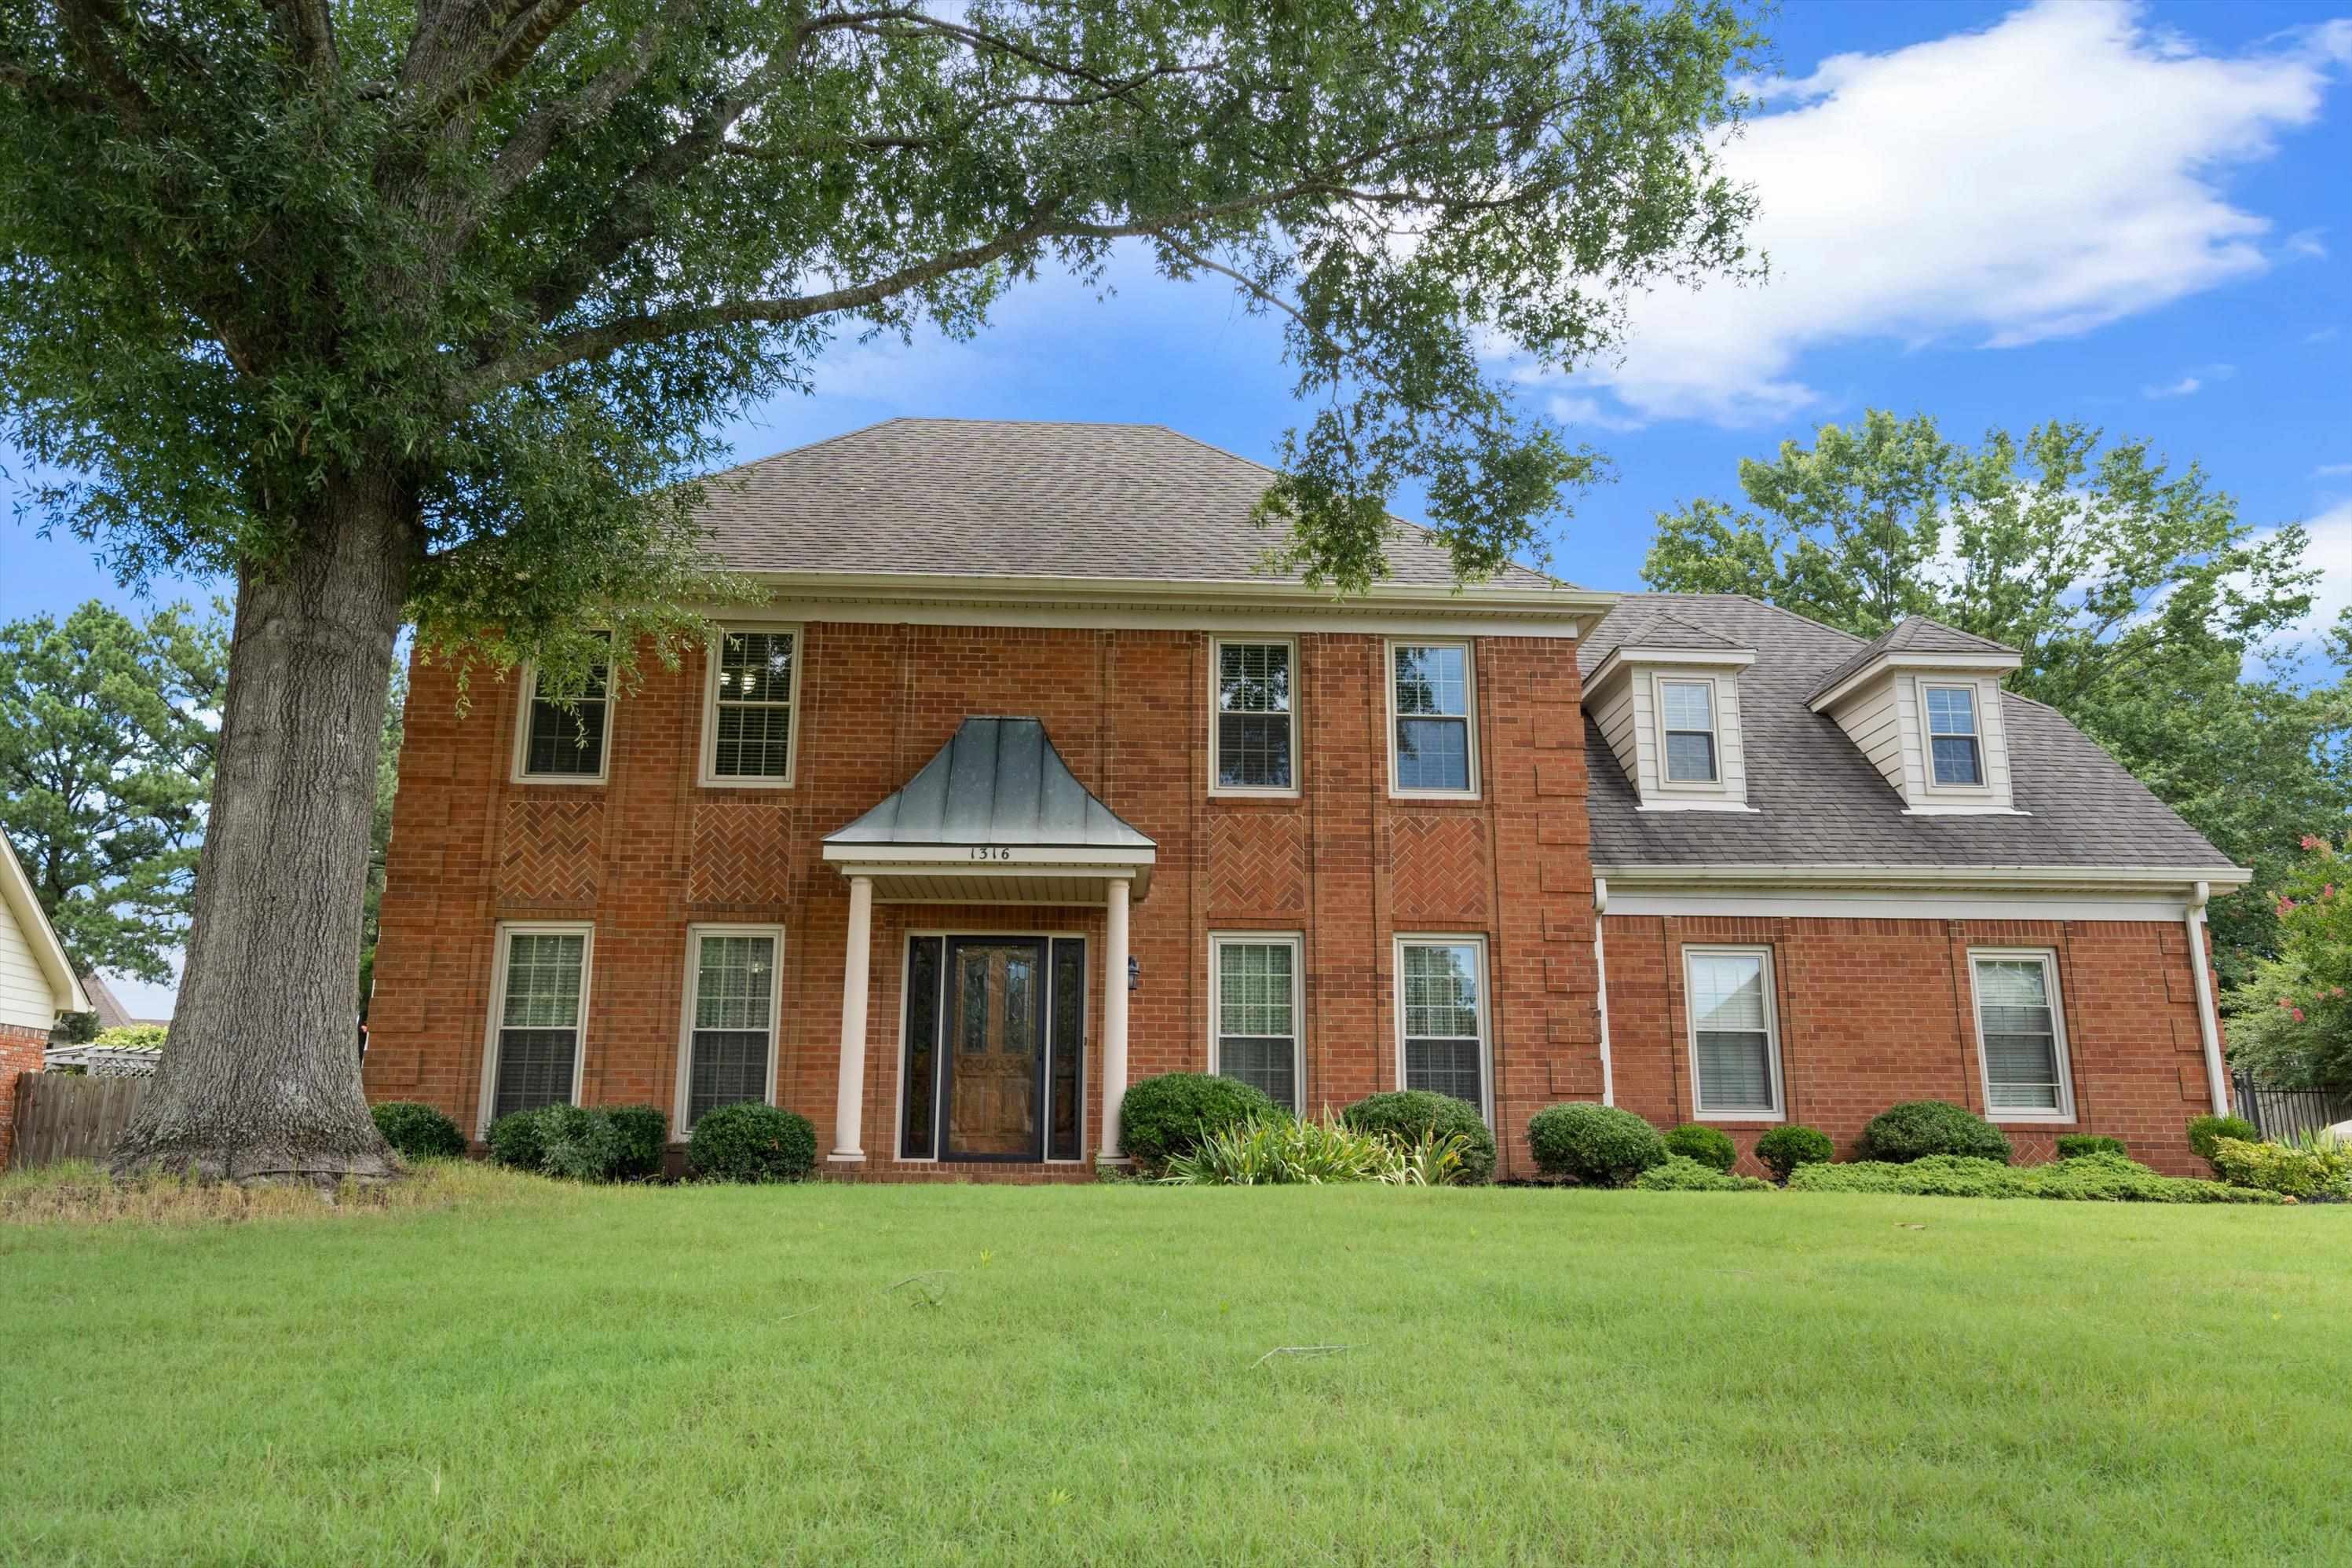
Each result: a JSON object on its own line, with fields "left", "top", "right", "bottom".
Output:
{"left": 1660, "top": 680, "right": 1719, "bottom": 783}
{"left": 1926, "top": 685, "right": 1983, "bottom": 787}
{"left": 1216, "top": 940, "right": 1298, "bottom": 1111}
{"left": 493, "top": 932, "right": 586, "bottom": 1119}
{"left": 1687, "top": 951, "right": 1776, "bottom": 1115}
{"left": 521, "top": 647, "right": 610, "bottom": 778}
{"left": 1215, "top": 642, "right": 1293, "bottom": 789}
{"left": 1394, "top": 645, "right": 1472, "bottom": 791}
{"left": 711, "top": 631, "right": 796, "bottom": 780}
{"left": 1401, "top": 941, "right": 1483, "bottom": 1108}
{"left": 1975, "top": 958, "right": 2061, "bottom": 1111}
{"left": 687, "top": 934, "right": 776, "bottom": 1127}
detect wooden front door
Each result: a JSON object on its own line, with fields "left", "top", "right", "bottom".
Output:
{"left": 943, "top": 938, "right": 1047, "bottom": 1160}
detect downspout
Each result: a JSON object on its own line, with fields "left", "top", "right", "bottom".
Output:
{"left": 2185, "top": 880, "right": 2229, "bottom": 1116}
{"left": 1593, "top": 877, "right": 1615, "bottom": 1107}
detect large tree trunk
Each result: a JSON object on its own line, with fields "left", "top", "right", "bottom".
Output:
{"left": 111, "top": 473, "right": 416, "bottom": 1182}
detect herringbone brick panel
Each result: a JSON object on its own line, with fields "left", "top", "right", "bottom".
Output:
{"left": 689, "top": 802, "right": 796, "bottom": 905}
{"left": 1387, "top": 815, "right": 1491, "bottom": 923}
{"left": 496, "top": 799, "right": 602, "bottom": 904}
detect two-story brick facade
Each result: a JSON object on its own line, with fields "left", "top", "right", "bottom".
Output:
{"left": 362, "top": 420, "right": 2249, "bottom": 1177}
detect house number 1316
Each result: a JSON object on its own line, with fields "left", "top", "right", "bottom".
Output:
{"left": 968, "top": 846, "right": 1011, "bottom": 861}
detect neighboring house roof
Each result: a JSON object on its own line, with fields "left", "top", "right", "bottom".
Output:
{"left": 0, "top": 832, "right": 88, "bottom": 1021}
{"left": 1579, "top": 594, "right": 2239, "bottom": 875}
{"left": 697, "top": 418, "right": 1570, "bottom": 592}
{"left": 80, "top": 971, "right": 166, "bottom": 1032}
{"left": 828, "top": 717, "right": 1155, "bottom": 851}
{"left": 1807, "top": 614, "right": 2019, "bottom": 704}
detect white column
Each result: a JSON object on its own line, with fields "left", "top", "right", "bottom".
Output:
{"left": 829, "top": 875, "right": 874, "bottom": 1162}
{"left": 1099, "top": 877, "right": 1131, "bottom": 1161}
{"left": 2186, "top": 880, "right": 2229, "bottom": 1117}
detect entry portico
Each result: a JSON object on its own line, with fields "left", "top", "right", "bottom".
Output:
{"left": 819, "top": 718, "right": 1156, "bottom": 1166}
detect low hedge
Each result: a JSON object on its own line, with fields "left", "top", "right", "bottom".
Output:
{"left": 2054, "top": 1133, "right": 2127, "bottom": 1160}
{"left": 687, "top": 1103, "right": 818, "bottom": 1183}
{"left": 1633, "top": 1155, "right": 1771, "bottom": 1192}
{"left": 1341, "top": 1091, "right": 1496, "bottom": 1185}
{"left": 1754, "top": 1124, "right": 1834, "bottom": 1182}
{"left": 485, "top": 1108, "right": 551, "bottom": 1172}
{"left": 1661, "top": 1123, "right": 1736, "bottom": 1173}
{"left": 2186, "top": 1113, "right": 2259, "bottom": 1172}
{"left": 370, "top": 1101, "right": 466, "bottom": 1160}
{"left": 1527, "top": 1103, "right": 1666, "bottom": 1186}
{"left": 1787, "top": 1152, "right": 2279, "bottom": 1204}
{"left": 1858, "top": 1100, "right": 2012, "bottom": 1164}
{"left": 484, "top": 1103, "right": 666, "bottom": 1182}
{"left": 1120, "top": 1073, "right": 1278, "bottom": 1173}
{"left": 605, "top": 1105, "right": 670, "bottom": 1181}
{"left": 2208, "top": 1136, "right": 2352, "bottom": 1201}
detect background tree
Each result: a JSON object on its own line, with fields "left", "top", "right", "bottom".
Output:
{"left": 2222, "top": 834, "right": 2352, "bottom": 1088}
{"left": 359, "top": 663, "right": 404, "bottom": 1018}
{"left": 1644, "top": 411, "right": 2352, "bottom": 971}
{"left": 2, "top": 0, "right": 1765, "bottom": 1179}
{"left": 0, "top": 600, "right": 227, "bottom": 981}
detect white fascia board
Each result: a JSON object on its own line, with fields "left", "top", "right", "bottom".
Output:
{"left": 1808, "top": 652, "right": 2022, "bottom": 714}
{"left": 821, "top": 843, "right": 1158, "bottom": 868}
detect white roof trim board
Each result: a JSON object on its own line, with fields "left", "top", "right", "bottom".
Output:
{"left": 0, "top": 832, "right": 88, "bottom": 1016}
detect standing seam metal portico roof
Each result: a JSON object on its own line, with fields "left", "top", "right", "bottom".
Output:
{"left": 825, "top": 718, "right": 1155, "bottom": 851}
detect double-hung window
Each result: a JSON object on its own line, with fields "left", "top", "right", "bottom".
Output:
{"left": 680, "top": 928, "right": 781, "bottom": 1129}
{"left": 1970, "top": 951, "right": 2072, "bottom": 1119}
{"left": 704, "top": 628, "right": 799, "bottom": 784}
{"left": 1925, "top": 684, "right": 1983, "bottom": 788}
{"left": 1684, "top": 947, "right": 1782, "bottom": 1119}
{"left": 1659, "top": 678, "right": 1720, "bottom": 784}
{"left": 1213, "top": 935, "right": 1302, "bottom": 1112}
{"left": 515, "top": 638, "right": 612, "bottom": 781}
{"left": 1390, "top": 641, "right": 1476, "bottom": 795}
{"left": 486, "top": 926, "right": 591, "bottom": 1124}
{"left": 1212, "top": 639, "right": 1297, "bottom": 792}
{"left": 1397, "top": 938, "right": 1488, "bottom": 1117}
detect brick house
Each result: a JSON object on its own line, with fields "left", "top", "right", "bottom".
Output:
{"left": 0, "top": 832, "right": 89, "bottom": 1167}
{"left": 363, "top": 419, "right": 2248, "bottom": 1178}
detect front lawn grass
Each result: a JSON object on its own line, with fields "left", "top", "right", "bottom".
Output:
{"left": 4, "top": 1171, "right": 2346, "bottom": 1566}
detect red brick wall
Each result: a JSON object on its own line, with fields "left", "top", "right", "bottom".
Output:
{"left": 1600, "top": 913, "right": 2222, "bottom": 1175}
{"left": 364, "top": 623, "right": 1600, "bottom": 1179}
{"left": 1, "top": 1021, "right": 49, "bottom": 1168}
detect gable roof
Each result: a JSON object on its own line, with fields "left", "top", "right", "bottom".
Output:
{"left": 697, "top": 418, "right": 1569, "bottom": 592}
{"left": 1597, "top": 609, "right": 1743, "bottom": 652}
{"left": 0, "top": 832, "right": 88, "bottom": 1018}
{"left": 81, "top": 970, "right": 166, "bottom": 1031}
{"left": 827, "top": 718, "right": 1154, "bottom": 852}
{"left": 1807, "top": 615, "right": 2020, "bottom": 704}
{"left": 1578, "top": 595, "right": 2237, "bottom": 875}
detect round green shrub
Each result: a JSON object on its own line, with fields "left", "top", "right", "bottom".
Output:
{"left": 2185, "top": 1113, "right": 2258, "bottom": 1171}
{"left": 2054, "top": 1133, "right": 2127, "bottom": 1160}
{"left": 1119, "top": 1073, "right": 1278, "bottom": 1173}
{"left": 688, "top": 1103, "right": 818, "bottom": 1183}
{"left": 1858, "top": 1101, "right": 2011, "bottom": 1164}
{"left": 371, "top": 1101, "right": 466, "bottom": 1160}
{"left": 1661, "top": 1123, "right": 1736, "bottom": 1173}
{"left": 605, "top": 1104, "right": 671, "bottom": 1180}
{"left": 536, "top": 1105, "right": 622, "bottom": 1182}
{"left": 1341, "top": 1090, "right": 1497, "bottom": 1184}
{"left": 1753, "top": 1124, "right": 1834, "bottom": 1182}
{"left": 1633, "top": 1155, "right": 1772, "bottom": 1192}
{"left": 485, "top": 1108, "right": 550, "bottom": 1171}
{"left": 1527, "top": 1103, "right": 1666, "bottom": 1186}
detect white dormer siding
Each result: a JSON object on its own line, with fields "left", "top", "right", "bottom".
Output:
{"left": 1811, "top": 657, "right": 2023, "bottom": 816}
{"left": 1586, "top": 642, "right": 1758, "bottom": 812}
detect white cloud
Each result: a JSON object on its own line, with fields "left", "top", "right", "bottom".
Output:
{"left": 2144, "top": 375, "right": 2204, "bottom": 399}
{"left": 2282, "top": 499, "right": 2352, "bottom": 644}
{"left": 2316, "top": 462, "right": 2352, "bottom": 477}
{"left": 1538, "top": 1, "right": 2352, "bottom": 428}
{"left": 2284, "top": 226, "right": 2330, "bottom": 260}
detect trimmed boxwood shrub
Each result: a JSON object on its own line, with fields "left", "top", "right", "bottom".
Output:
{"left": 485, "top": 1108, "right": 551, "bottom": 1171}
{"left": 1119, "top": 1073, "right": 1278, "bottom": 1174}
{"left": 2186, "top": 1113, "right": 2258, "bottom": 1172}
{"left": 371, "top": 1101, "right": 466, "bottom": 1160}
{"left": 1858, "top": 1100, "right": 2011, "bottom": 1164}
{"left": 688, "top": 1103, "right": 818, "bottom": 1183}
{"left": 1527, "top": 1103, "right": 1666, "bottom": 1186}
{"left": 1661, "top": 1123, "right": 1736, "bottom": 1173}
{"left": 1754, "top": 1124, "right": 1834, "bottom": 1182}
{"left": 1633, "top": 1155, "right": 1771, "bottom": 1192}
{"left": 2055, "top": 1133, "right": 2127, "bottom": 1160}
{"left": 1341, "top": 1091, "right": 1497, "bottom": 1185}
{"left": 605, "top": 1104, "right": 670, "bottom": 1181}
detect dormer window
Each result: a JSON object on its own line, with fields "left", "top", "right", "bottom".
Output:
{"left": 1925, "top": 685, "right": 1981, "bottom": 788}
{"left": 1659, "top": 680, "right": 1720, "bottom": 784}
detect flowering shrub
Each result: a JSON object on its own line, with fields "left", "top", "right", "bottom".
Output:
{"left": 2228, "top": 834, "right": 2352, "bottom": 1086}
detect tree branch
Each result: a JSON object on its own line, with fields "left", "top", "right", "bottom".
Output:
{"left": 267, "top": 0, "right": 340, "bottom": 90}
{"left": 57, "top": 0, "right": 153, "bottom": 130}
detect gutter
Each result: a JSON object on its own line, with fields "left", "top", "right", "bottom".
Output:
{"left": 2185, "top": 880, "right": 2231, "bottom": 1117}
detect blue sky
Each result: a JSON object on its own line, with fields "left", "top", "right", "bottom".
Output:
{"left": 6, "top": 0, "right": 2351, "bottom": 1012}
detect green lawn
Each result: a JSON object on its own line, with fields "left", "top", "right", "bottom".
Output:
{"left": 5, "top": 1170, "right": 2347, "bottom": 1566}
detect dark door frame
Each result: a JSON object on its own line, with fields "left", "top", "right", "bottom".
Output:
{"left": 901, "top": 930, "right": 1088, "bottom": 1164}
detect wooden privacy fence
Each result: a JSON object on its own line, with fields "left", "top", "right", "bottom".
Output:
{"left": 7, "top": 1073, "right": 148, "bottom": 1170}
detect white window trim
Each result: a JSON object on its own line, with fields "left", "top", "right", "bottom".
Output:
{"left": 1681, "top": 943, "right": 1786, "bottom": 1123}
{"left": 1384, "top": 638, "right": 1480, "bottom": 800}
{"left": 510, "top": 660, "right": 615, "bottom": 785}
{"left": 1208, "top": 932, "right": 1307, "bottom": 1113}
{"left": 1919, "top": 678, "right": 1992, "bottom": 796}
{"left": 477, "top": 921, "right": 594, "bottom": 1137}
{"left": 1206, "top": 635, "right": 1302, "bottom": 799}
{"left": 671, "top": 923, "right": 786, "bottom": 1136}
{"left": 891, "top": 927, "right": 1092, "bottom": 1164}
{"left": 699, "top": 624, "right": 804, "bottom": 788}
{"left": 1652, "top": 672, "right": 1728, "bottom": 794}
{"left": 1391, "top": 933, "right": 1493, "bottom": 1127}
{"left": 1966, "top": 946, "right": 2076, "bottom": 1124}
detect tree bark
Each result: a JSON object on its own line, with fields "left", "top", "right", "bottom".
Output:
{"left": 110, "top": 471, "right": 416, "bottom": 1182}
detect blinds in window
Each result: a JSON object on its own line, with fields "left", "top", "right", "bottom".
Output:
{"left": 1975, "top": 958, "right": 2061, "bottom": 1110}
{"left": 1216, "top": 643, "right": 1293, "bottom": 790}
{"left": 687, "top": 934, "right": 775, "bottom": 1127}
{"left": 1216, "top": 941, "right": 1298, "bottom": 1111}
{"left": 711, "top": 631, "right": 796, "bottom": 780}
{"left": 493, "top": 932, "right": 585, "bottom": 1119}
{"left": 1401, "top": 941, "right": 1482, "bottom": 1107}
{"left": 1688, "top": 952, "right": 1775, "bottom": 1114}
